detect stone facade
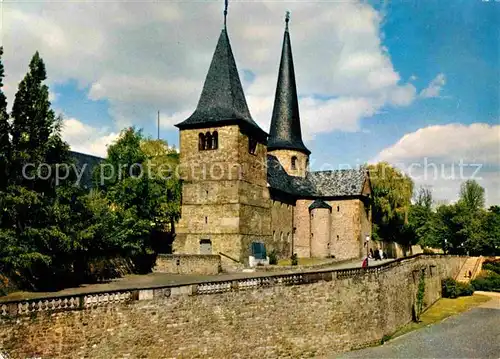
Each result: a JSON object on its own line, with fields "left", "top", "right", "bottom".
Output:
{"left": 270, "top": 200, "right": 294, "bottom": 257}
{"left": 0, "top": 255, "right": 465, "bottom": 358}
{"left": 310, "top": 206, "right": 331, "bottom": 257}
{"left": 173, "top": 17, "right": 373, "bottom": 264}
{"left": 153, "top": 254, "right": 221, "bottom": 275}
{"left": 268, "top": 149, "right": 309, "bottom": 178}
{"left": 327, "top": 199, "right": 370, "bottom": 260}
{"left": 175, "top": 126, "right": 271, "bottom": 267}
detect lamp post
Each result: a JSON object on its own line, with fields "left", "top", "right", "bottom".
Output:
{"left": 365, "top": 235, "right": 370, "bottom": 259}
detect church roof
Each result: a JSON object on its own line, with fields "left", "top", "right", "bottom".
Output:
{"left": 309, "top": 199, "right": 332, "bottom": 211}
{"left": 267, "top": 154, "right": 368, "bottom": 198}
{"left": 70, "top": 151, "right": 104, "bottom": 189}
{"left": 267, "top": 15, "right": 310, "bottom": 155}
{"left": 175, "top": 28, "right": 266, "bottom": 138}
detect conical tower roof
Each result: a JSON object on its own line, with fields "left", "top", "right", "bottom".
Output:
{"left": 268, "top": 13, "right": 310, "bottom": 155}
{"left": 176, "top": 27, "right": 266, "bottom": 138}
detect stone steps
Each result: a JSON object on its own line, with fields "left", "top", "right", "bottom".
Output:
{"left": 456, "top": 257, "right": 481, "bottom": 283}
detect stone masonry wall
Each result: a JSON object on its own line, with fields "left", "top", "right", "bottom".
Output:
{"left": 0, "top": 256, "right": 465, "bottom": 359}
{"left": 176, "top": 125, "right": 271, "bottom": 265}
{"left": 293, "top": 199, "right": 313, "bottom": 257}
{"left": 268, "top": 149, "right": 309, "bottom": 177}
{"left": 270, "top": 200, "right": 294, "bottom": 258}
{"left": 310, "top": 207, "right": 331, "bottom": 258}
{"left": 153, "top": 254, "right": 221, "bottom": 275}
{"left": 328, "top": 199, "right": 369, "bottom": 260}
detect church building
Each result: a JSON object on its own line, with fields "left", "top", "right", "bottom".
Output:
{"left": 174, "top": 9, "right": 372, "bottom": 267}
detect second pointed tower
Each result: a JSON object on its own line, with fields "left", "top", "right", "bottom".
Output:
{"left": 268, "top": 12, "right": 310, "bottom": 178}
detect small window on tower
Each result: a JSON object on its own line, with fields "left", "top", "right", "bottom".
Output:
{"left": 212, "top": 131, "right": 218, "bottom": 149}
{"left": 205, "top": 132, "right": 212, "bottom": 150}
{"left": 198, "top": 133, "right": 206, "bottom": 151}
{"left": 291, "top": 156, "right": 297, "bottom": 170}
{"left": 249, "top": 137, "right": 258, "bottom": 155}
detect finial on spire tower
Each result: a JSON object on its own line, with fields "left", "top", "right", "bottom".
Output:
{"left": 285, "top": 10, "right": 290, "bottom": 31}
{"left": 224, "top": 0, "right": 228, "bottom": 29}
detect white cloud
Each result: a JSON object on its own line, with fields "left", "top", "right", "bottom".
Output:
{"left": 419, "top": 73, "right": 446, "bottom": 99}
{"left": 373, "top": 123, "right": 500, "bottom": 206}
{"left": 4, "top": 1, "right": 424, "bottom": 139}
{"left": 61, "top": 118, "right": 119, "bottom": 158}
{"left": 374, "top": 123, "right": 500, "bottom": 164}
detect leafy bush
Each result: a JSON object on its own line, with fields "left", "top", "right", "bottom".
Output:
{"left": 442, "top": 277, "right": 475, "bottom": 297}
{"left": 268, "top": 250, "right": 278, "bottom": 265}
{"left": 482, "top": 261, "right": 500, "bottom": 275}
{"left": 291, "top": 253, "right": 298, "bottom": 266}
{"left": 442, "top": 278, "right": 458, "bottom": 298}
{"left": 471, "top": 272, "right": 500, "bottom": 292}
{"left": 456, "top": 281, "right": 474, "bottom": 296}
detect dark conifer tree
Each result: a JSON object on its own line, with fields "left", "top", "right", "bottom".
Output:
{"left": 10, "top": 52, "right": 71, "bottom": 194}
{"left": 0, "top": 47, "right": 10, "bottom": 191}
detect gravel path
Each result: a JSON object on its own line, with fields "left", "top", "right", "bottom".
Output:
{"left": 338, "top": 295, "right": 500, "bottom": 359}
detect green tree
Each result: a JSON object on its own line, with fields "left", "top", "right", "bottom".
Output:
{"left": 97, "top": 128, "right": 181, "bottom": 268}
{"left": 368, "top": 162, "right": 415, "bottom": 253}
{"left": 459, "top": 180, "right": 485, "bottom": 212}
{"left": 409, "top": 187, "right": 436, "bottom": 248}
{"left": 0, "top": 52, "right": 75, "bottom": 290}
{"left": 140, "top": 139, "right": 181, "bottom": 230}
{"left": 0, "top": 47, "right": 10, "bottom": 192}
{"left": 484, "top": 206, "right": 500, "bottom": 255}
{"left": 430, "top": 180, "right": 493, "bottom": 256}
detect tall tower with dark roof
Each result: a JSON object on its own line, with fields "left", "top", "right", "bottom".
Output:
{"left": 268, "top": 12, "right": 310, "bottom": 178}
{"left": 174, "top": 4, "right": 271, "bottom": 266}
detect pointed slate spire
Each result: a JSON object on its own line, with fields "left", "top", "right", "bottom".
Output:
{"left": 176, "top": 2, "right": 266, "bottom": 137}
{"left": 268, "top": 12, "right": 310, "bottom": 155}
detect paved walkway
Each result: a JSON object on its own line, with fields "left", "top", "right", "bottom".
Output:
{"left": 1, "top": 257, "right": 392, "bottom": 302}
{"left": 337, "top": 294, "right": 500, "bottom": 359}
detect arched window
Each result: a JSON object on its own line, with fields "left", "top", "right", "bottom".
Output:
{"left": 198, "top": 133, "right": 205, "bottom": 150}
{"left": 287, "top": 232, "right": 290, "bottom": 242}
{"left": 212, "top": 131, "right": 218, "bottom": 149}
{"left": 273, "top": 230, "right": 276, "bottom": 241}
{"left": 249, "top": 137, "right": 257, "bottom": 154}
{"left": 280, "top": 232, "right": 284, "bottom": 242}
{"left": 291, "top": 156, "right": 297, "bottom": 170}
{"left": 205, "top": 132, "right": 212, "bottom": 150}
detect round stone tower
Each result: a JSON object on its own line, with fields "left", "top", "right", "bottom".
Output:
{"left": 309, "top": 200, "right": 332, "bottom": 258}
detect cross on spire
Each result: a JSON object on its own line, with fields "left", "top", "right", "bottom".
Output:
{"left": 285, "top": 11, "right": 290, "bottom": 31}
{"left": 224, "top": 0, "right": 228, "bottom": 28}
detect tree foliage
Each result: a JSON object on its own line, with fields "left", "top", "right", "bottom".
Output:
{"left": 369, "top": 163, "right": 499, "bottom": 257}
{"left": 368, "top": 162, "right": 415, "bottom": 250}
{"left": 97, "top": 129, "right": 181, "bottom": 256}
{"left": 0, "top": 52, "right": 181, "bottom": 291}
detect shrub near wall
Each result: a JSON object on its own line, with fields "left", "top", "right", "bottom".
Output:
{"left": 442, "top": 278, "right": 474, "bottom": 298}
{"left": 470, "top": 259, "right": 500, "bottom": 292}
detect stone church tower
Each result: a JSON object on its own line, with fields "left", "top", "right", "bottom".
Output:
{"left": 174, "top": 8, "right": 372, "bottom": 266}
{"left": 174, "top": 13, "right": 271, "bottom": 266}
{"left": 268, "top": 14, "right": 310, "bottom": 178}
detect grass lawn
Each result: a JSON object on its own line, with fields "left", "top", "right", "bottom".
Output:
{"left": 390, "top": 294, "right": 491, "bottom": 339}
{"left": 277, "top": 258, "right": 332, "bottom": 266}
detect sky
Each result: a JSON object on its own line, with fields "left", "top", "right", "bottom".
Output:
{"left": 1, "top": 0, "right": 499, "bottom": 205}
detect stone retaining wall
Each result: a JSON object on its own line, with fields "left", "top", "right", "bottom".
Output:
{"left": 0, "top": 255, "right": 465, "bottom": 358}
{"left": 153, "top": 254, "right": 221, "bottom": 275}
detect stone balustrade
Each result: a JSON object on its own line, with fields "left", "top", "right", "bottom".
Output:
{"left": 0, "top": 254, "right": 464, "bottom": 318}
